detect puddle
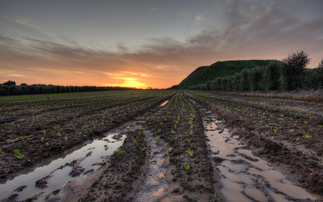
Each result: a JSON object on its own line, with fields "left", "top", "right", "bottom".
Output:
{"left": 160, "top": 100, "right": 169, "bottom": 107}
{"left": 0, "top": 131, "right": 126, "bottom": 201}
{"left": 193, "top": 101, "right": 321, "bottom": 201}
{"left": 133, "top": 134, "right": 169, "bottom": 201}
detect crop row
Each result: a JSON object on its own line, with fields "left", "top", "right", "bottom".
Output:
{"left": 186, "top": 90, "right": 323, "bottom": 194}
{"left": 143, "top": 92, "right": 220, "bottom": 200}
{"left": 0, "top": 90, "right": 175, "bottom": 182}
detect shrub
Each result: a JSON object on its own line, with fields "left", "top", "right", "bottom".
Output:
{"left": 280, "top": 50, "right": 310, "bottom": 90}
{"left": 264, "top": 62, "right": 281, "bottom": 90}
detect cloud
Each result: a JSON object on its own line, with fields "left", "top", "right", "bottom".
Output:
{"left": 195, "top": 15, "right": 204, "bottom": 22}
{"left": 148, "top": 8, "right": 158, "bottom": 16}
{"left": 4, "top": 16, "right": 34, "bottom": 27}
{"left": 1, "top": 0, "right": 323, "bottom": 88}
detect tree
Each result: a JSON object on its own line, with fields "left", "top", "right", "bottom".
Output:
{"left": 3, "top": 80, "right": 16, "bottom": 86}
{"left": 280, "top": 50, "right": 310, "bottom": 90}
{"left": 264, "top": 62, "right": 281, "bottom": 90}
{"left": 240, "top": 69, "right": 250, "bottom": 91}
{"left": 248, "top": 67, "right": 264, "bottom": 91}
{"left": 316, "top": 59, "right": 323, "bottom": 89}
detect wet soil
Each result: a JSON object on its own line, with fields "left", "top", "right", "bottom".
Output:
{"left": 188, "top": 91, "right": 323, "bottom": 197}
{"left": 0, "top": 92, "right": 173, "bottom": 184}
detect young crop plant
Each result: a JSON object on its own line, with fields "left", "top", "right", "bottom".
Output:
{"left": 184, "top": 162, "right": 190, "bottom": 171}
{"left": 138, "top": 129, "right": 142, "bottom": 135}
{"left": 186, "top": 138, "right": 190, "bottom": 143}
{"left": 191, "top": 195, "right": 197, "bottom": 201}
{"left": 186, "top": 148, "right": 193, "bottom": 157}
{"left": 303, "top": 134, "right": 311, "bottom": 138}
{"left": 20, "top": 136, "right": 24, "bottom": 141}
{"left": 155, "top": 140, "right": 159, "bottom": 145}
{"left": 189, "top": 130, "right": 193, "bottom": 135}
{"left": 45, "top": 142, "right": 49, "bottom": 146}
{"left": 14, "top": 150, "right": 24, "bottom": 159}
{"left": 139, "top": 147, "right": 146, "bottom": 152}
{"left": 118, "top": 149, "right": 123, "bottom": 154}
{"left": 133, "top": 139, "right": 137, "bottom": 144}
{"left": 274, "top": 129, "right": 278, "bottom": 133}
{"left": 167, "top": 145, "right": 172, "bottom": 153}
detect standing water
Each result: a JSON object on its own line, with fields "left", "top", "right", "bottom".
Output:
{"left": 194, "top": 103, "right": 321, "bottom": 201}
{"left": 0, "top": 131, "right": 126, "bottom": 201}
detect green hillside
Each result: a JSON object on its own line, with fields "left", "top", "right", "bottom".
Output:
{"left": 177, "top": 60, "right": 282, "bottom": 89}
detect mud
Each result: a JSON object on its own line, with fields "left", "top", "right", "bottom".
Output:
{"left": 188, "top": 91, "right": 323, "bottom": 198}
{"left": 0, "top": 92, "right": 173, "bottom": 183}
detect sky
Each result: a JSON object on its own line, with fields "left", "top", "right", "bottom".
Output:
{"left": 0, "top": 0, "right": 323, "bottom": 89}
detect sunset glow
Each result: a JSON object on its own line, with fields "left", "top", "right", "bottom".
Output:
{"left": 0, "top": 0, "right": 322, "bottom": 88}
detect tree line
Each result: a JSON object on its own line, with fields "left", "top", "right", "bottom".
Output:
{"left": 0, "top": 82, "right": 137, "bottom": 96}
{"left": 189, "top": 51, "right": 323, "bottom": 91}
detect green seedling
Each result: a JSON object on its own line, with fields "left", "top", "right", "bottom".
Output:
{"left": 174, "top": 124, "right": 177, "bottom": 128}
{"left": 14, "top": 150, "right": 24, "bottom": 159}
{"left": 191, "top": 195, "right": 197, "bottom": 201}
{"left": 296, "top": 137, "right": 300, "bottom": 141}
{"left": 118, "top": 149, "right": 123, "bottom": 154}
{"left": 43, "top": 130, "right": 46, "bottom": 134}
{"left": 265, "top": 124, "right": 268, "bottom": 128}
{"left": 160, "top": 122, "right": 163, "bottom": 126}
{"left": 290, "top": 129, "right": 295, "bottom": 132}
{"left": 138, "top": 129, "right": 141, "bottom": 135}
{"left": 189, "top": 130, "right": 193, "bottom": 135}
{"left": 186, "top": 138, "right": 190, "bottom": 143}
{"left": 133, "top": 139, "right": 137, "bottom": 144}
{"left": 0, "top": 147, "right": 2, "bottom": 152}
{"left": 41, "top": 137, "right": 44, "bottom": 142}
{"left": 319, "top": 125, "right": 322, "bottom": 128}
{"left": 158, "top": 129, "right": 161, "bottom": 132}
{"left": 309, "top": 129, "right": 313, "bottom": 132}
{"left": 171, "top": 138, "right": 174, "bottom": 141}
{"left": 27, "top": 137, "right": 32, "bottom": 140}
{"left": 50, "top": 130, "right": 53, "bottom": 134}
{"left": 58, "top": 132, "right": 61, "bottom": 137}
{"left": 304, "top": 121, "right": 308, "bottom": 124}
{"left": 274, "top": 129, "right": 278, "bottom": 133}
{"left": 167, "top": 145, "right": 172, "bottom": 153}
{"left": 171, "top": 129, "right": 175, "bottom": 134}
{"left": 139, "top": 147, "right": 146, "bottom": 152}
{"left": 303, "top": 134, "right": 311, "bottom": 138}
{"left": 293, "top": 124, "right": 297, "bottom": 126}
{"left": 45, "top": 142, "right": 49, "bottom": 146}
{"left": 186, "top": 148, "right": 193, "bottom": 157}
{"left": 155, "top": 140, "right": 159, "bottom": 145}
{"left": 148, "top": 122, "right": 151, "bottom": 125}
{"left": 65, "top": 136, "right": 67, "bottom": 140}
{"left": 20, "top": 136, "right": 24, "bottom": 141}
{"left": 184, "top": 162, "right": 190, "bottom": 171}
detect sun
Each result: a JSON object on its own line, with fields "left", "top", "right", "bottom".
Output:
{"left": 104, "top": 77, "right": 148, "bottom": 89}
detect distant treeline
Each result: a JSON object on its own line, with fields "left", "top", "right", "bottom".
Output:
{"left": 189, "top": 50, "right": 323, "bottom": 91}
{"left": 0, "top": 81, "right": 137, "bottom": 96}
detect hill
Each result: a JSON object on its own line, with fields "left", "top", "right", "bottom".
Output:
{"left": 177, "top": 60, "right": 282, "bottom": 89}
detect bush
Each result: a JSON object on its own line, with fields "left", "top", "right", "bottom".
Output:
{"left": 248, "top": 67, "right": 264, "bottom": 91}
{"left": 264, "top": 62, "right": 281, "bottom": 90}
{"left": 240, "top": 69, "right": 250, "bottom": 91}
{"left": 280, "top": 50, "right": 310, "bottom": 90}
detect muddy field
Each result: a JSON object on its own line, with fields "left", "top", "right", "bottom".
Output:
{"left": 0, "top": 90, "right": 322, "bottom": 201}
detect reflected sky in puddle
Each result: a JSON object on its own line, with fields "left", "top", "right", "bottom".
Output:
{"left": 0, "top": 132, "right": 125, "bottom": 201}
{"left": 203, "top": 114, "right": 318, "bottom": 201}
